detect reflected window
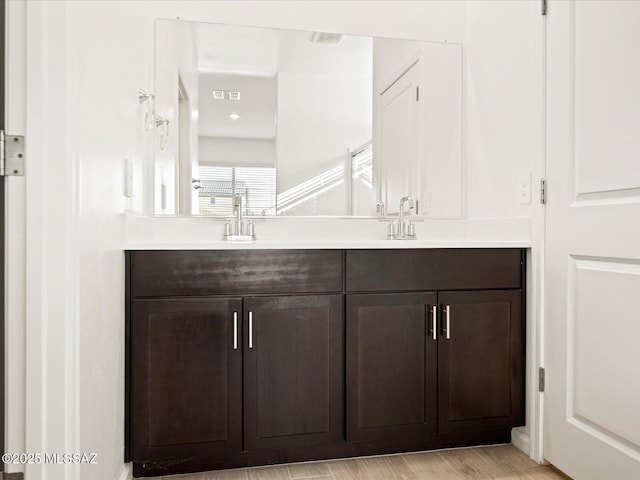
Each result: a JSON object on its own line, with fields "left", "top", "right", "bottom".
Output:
{"left": 197, "top": 165, "right": 276, "bottom": 216}
{"left": 351, "top": 142, "right": 375, "bottom": 216}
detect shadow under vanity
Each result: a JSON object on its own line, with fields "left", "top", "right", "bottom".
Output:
{"left": 125, "top": 248, "right": 525, "bottom": 477}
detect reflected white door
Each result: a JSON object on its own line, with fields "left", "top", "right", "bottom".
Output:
{"left": 379, "top": 63, "right": 419, "bottom": 215}
{"left": 545, "top": 1, "right": 640, "bottom": 478}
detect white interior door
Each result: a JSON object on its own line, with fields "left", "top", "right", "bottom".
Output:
{"left": 545, "top": 1, "right": 640, "bottom": 478}
{"left": 379, "top": 63, "right": 419, "bottom": 215}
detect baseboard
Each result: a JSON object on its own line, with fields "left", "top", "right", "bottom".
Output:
{"left": 511, "top": 427, "right": 531, "bottom": 456}
{"left": 119, "top": 463, "right": 133, "bottom": 480}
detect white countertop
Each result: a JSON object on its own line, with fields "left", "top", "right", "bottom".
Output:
{"left": 124, "top": 215, "right": 532, "bottom": 250}
{"left": 125, "top": 239, "right": 531, "bottom": 250}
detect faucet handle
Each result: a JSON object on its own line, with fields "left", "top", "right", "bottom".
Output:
{"left": 407, "top": 221, "right": 416, "bottom": 238}
{"left": 386, "top": 221, "right": 396, "bottom": 239}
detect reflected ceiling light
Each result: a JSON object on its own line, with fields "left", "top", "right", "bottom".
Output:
{"left": 229, "top": 113, "right": 240, "bottom": 120}
{"left": 229, "top": 91, "right": 241, "bottom": 100}
{"left": 309, "top": 32, "right": 344, "bottom": 44}
{"left": 212, "top": 90, "right": 225, "bottom": 100}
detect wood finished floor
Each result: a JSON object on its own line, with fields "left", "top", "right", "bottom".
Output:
{"left": 152, "top": 445, "right": 570, "bottom": 480}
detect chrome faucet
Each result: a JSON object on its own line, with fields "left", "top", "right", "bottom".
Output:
{"left": 398, "top": 196, "right": 414, "bottom": 237}
{"left": 233, "top": 193, "right": 243, "bottom": 235}
{"left": 386, "top": 195, "right": 416, "bottom": 240}
{"left": 223, "top": 193, "right": 256, "bottom": 241}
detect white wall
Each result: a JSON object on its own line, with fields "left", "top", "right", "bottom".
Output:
{"left": 155, "top": 18, "right": 199, "bottom": 215}
{"left": 463, "top": 0, "right": 545, "bottom": 449}
{"left": 276, "top": 71, "right": 371, "bottom": 215}
{"left": 199, "top": 137, "right": 276, "bottom": 167}
{"left": 464, "top": 0, "right": 544, "bottom": 221}
{"left": 11, "top": 1, "right": 544, "bottom": 479}
{"left": 17, "top": 2, "right": 153, "bottom": 479}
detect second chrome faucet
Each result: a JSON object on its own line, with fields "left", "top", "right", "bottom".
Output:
{"left": 223, "top": 193, "right": 256, "bottom": 241}
{"left": 387, "top": 195, "right": 416, "bottom": 240}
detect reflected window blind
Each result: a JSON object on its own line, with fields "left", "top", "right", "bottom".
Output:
{"left": 198, "top": 165, "right": 276, "bottom": 216}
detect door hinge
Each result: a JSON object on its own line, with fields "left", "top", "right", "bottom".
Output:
{"left": 539, "top": 367, "right": 545, "bottom": 392}
{"left": 541, "top": 0, "right": 547, "bottom": 16}
{"left": 416, "top": 86, "right": 420, "bottom": 101}
{"left": 539, "top": 178, "right": 546, "bottom": 204}
{"left": 0, "top": 130, "right": 26, "bottom": 176}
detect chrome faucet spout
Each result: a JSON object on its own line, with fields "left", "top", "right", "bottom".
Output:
{"left": 233, "top": 193, "right": 243, "bottom": 235}
{"left": 223, "top": 194, "right": 256, "bottom": 241}
{"left": 399, "top": 196, "right": 414, "bottom": 237}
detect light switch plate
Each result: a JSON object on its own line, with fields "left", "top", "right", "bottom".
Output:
{"left": 518, "top": 170, "right": 531, "bottom": 204}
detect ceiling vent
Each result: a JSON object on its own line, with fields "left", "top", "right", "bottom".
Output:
{"left": 309, "top": 32, "right": 344, "bottom": 44}
{"left": 212, "top": 90, "right": 241, "bottom": 100}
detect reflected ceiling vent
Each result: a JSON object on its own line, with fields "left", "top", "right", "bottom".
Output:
{"left": 309, "top": 32, "right": 344, "bottom": 44}
{"left": 212, "top": 90, "right": 241, "bottom": 100}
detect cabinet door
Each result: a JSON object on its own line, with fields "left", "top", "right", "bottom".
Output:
{"left": 346, "top": 292, "right": 438, "bottom": 442}
{"left": 243, "top": 295, "right": 343, "bottom": 450}
{"left": 438, "top": 290, "right": 523, "bottom": 433}
{"left": 132, "top": 297, "right": 242, "bottom": 461}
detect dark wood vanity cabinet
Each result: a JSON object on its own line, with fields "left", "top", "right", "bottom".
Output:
{"left": 346, "top": 292, "right": 438, "bottom": 442}
{"left": 131, "top": 297, "right": 242, "bottom": 461}
{"left": 126, "top": 248, "right": 525, "bottom": 477}
{"left": 438, "top": 290, "right": 523, "bottom": 434}
{"left": 243, "top": 295, "right": 343, "bottom": 451}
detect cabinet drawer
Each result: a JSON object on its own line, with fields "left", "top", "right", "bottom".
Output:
{"left": 346, "top": 249, "right": 522, "bottom": 292}
{"left": 130, "top": 250, "right": 343, "bottom": 297}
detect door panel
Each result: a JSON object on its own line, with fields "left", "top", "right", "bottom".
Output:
{"left": 243, "top": 295, "right": 343, "bottom": 450}
{"left": 438, "top": 290, "right": 523, "bottom": 433}
{"left": 379, "top": 63, "right": 419, "bottom": 215}
{"left": 132, "top": 297, "right": 242, "bottom": 460}
{"left": 346, "top": 292, "right": 437, "bottom": 442}
{"left": 545, "top": 2, "right": 640, "bottom": 478}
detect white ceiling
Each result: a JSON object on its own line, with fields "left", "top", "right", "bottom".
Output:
{"left": 193, "top": 21, "right": 372, "bottom": 139}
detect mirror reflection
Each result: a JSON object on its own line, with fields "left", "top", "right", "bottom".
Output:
{"left": 154, "top": 20, "right": 462, "bottom": 218}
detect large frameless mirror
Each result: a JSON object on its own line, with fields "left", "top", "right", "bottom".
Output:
{"left": 153, "top": 19, "right": 462, "bottom": 219}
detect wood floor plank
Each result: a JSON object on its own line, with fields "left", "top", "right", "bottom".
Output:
{"left": 151, "top": 445, "right": 571, "bottom": 480}
{"left": 438, "top": 448, "right": 496, "bottom": 479}
{"left": 474, "top": 445, "right": 536, "bottom": 476}
{"left": 287, "top": 461, "right": 333, "bottom": 479}
{"left": 474, "top": 446, "right": 571, "bottom": 480}
{"left": 246, "top": 465, "right": 290, "bottom": 480}
{"left": 163, "top": 474, "right": 206, "bottom": 480}
{"left": 205, "top": 467, "right": 249, "bottom": 480}
{"left": 295, "top": 477, "right": 335, "bottom": 480}
{"left": 326, "top": 458, "right": 371, "bottom": 480}
{"left": 363, "top": 455, "right": 418, "bottom": 480}
{"left": 523, "top": 465, "right": 572, "bottom": 480}
{"left": 402, "top": 451, "right": 460, "bottom": 479}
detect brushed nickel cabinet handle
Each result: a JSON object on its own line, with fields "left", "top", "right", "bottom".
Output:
{"left": 431, "top": 305, "right": 437, "bottom": 341}
{"left": 233, "top": 312, "right": 238, "bottom": 350}
{"left": 445, "top": 305, "right": 451, "bottom": 340}
{"left": 248, "top": 311, "right": 253, "bottom": 349}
